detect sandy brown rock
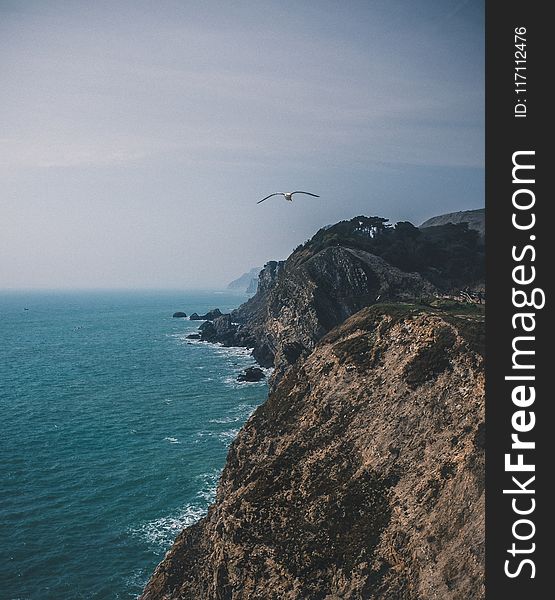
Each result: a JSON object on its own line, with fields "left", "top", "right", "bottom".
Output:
{"left": 141, "top": 304, "right": 484, "bottom": 600}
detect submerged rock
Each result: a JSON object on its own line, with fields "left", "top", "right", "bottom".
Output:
{"left": 185, "top": 333, "right": 201, "bottom": 340}
{"left": 237, "top": 366, "right": 265, "bottom": 382}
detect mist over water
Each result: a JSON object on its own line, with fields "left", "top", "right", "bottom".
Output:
{"left": 0, "top": 290, "right": 267, "bottom": 599}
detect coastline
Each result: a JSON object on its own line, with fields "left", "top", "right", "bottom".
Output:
{"left": 140, "top": 302, "right": 485, "bottom": 600}
{"left": 140, "top": 215, "right": 486, "bottom": 599}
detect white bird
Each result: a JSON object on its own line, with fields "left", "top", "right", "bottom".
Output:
{"left": 257, "top": 191, "right": 320, "bottom": 204}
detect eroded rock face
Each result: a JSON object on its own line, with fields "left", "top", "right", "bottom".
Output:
{"left": 140, "top": 304, "right": 484, "bottom": 600}
{"left": 232, "top": 248, "right": 435, "bottom": 375}
{"left": 199, "top": 315, "right": 238, "bottom": 345}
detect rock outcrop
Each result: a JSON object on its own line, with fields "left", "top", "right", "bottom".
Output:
{"left": 203, "top": 216, "right": 483, "bottom": 373}
{"left": 198, "top": 314, "right": 238, "bottom": 345}
{"left": 141, "top": 303, "right": 485, "bottom": 600}
{"left": 237, "top": 366, "right": 266, "bottom": 382}
{"left": 190, "top": 309, "right": 223, "bottom": 321}
{"left": 172, "top": 312, "right": 187, "bottom": 318}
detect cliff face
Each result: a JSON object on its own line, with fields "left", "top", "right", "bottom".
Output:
{"left": 141, "top": 304, "right": 484, "bottom": 600}
{"left": 231, "top": 248, "right": 434, "bottom": 373}
{"left": 203, "top": 215, "right": 483, "bottom": 371}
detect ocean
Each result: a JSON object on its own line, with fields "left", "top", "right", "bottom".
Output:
{"left": 0, "top": 291, "right": 267, "bottom": 600}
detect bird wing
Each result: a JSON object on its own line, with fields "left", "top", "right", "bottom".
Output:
{"left": 257, "top": 193, "right": 283, "bottom": 204}
{"left": 291, "top": 191, "right": 320, "bottom": 198}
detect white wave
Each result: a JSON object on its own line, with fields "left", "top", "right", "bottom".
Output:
{"left": 209, "top": 415, "right": 240, "bottom": 424}
{"left": 218, "top": 428, "right": 240, "bottom": 443}
{"left": 168, "top": 332, "right": 204, "bottom": 345}
{"left": 125, "top": 568, "right": 149, "bottom": 598}
{"left": 234, "top": 403, "right": 258, "bottom": 420}
{"left": 195, "top": 428, "right": 240, "bottom": 445}
{"left": 218, "top": 344, "right": 250, "bottom": 353}
{"left": 210, "top": 402, "right": 257, "bottom": 424}
{"left": 222, "top": 374, "right": 267, "bottom": 388}
{"left": 130, "top": 504, "right": 206, "bottom": 550}
{"left": 164, "top": 437, "right": 180, "bottom": 444}
{"left": 195, "top": 469, "right": 221, "bottom": 503}
{"left": 129, "top": 469, "right": 223, "bottom": 551}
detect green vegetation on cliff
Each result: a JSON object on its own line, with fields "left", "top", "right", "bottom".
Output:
{"left": 293, "top": 216, "right": 484, "bottom": 291}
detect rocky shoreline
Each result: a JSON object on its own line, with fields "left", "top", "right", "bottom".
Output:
{"left": 145, "top": 214, "right": 485, "bottom": 599}
{"left": 142, "top": 303, "right": 485, "bottom": 600}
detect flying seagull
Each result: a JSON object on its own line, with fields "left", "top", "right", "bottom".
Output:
{"left": 257, "top": 191, "right": 320, "bottom": 204}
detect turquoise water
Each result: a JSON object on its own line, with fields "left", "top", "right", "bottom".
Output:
{"left": 0, "top": 291, "right": 267, "bottom": 600}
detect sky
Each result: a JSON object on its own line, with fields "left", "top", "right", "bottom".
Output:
{"left": 0, "top": 0, "right": 484, "bottom": 290}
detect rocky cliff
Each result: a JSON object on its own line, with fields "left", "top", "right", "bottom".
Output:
{"left": 232, "top": 248, "right": 434, "bottom": 375}
{"left": 141, "top": 303, "right": 484, "bottom": 600}
{"left": 141, "top": 214, "right": 485, "bottom": 599}
{"left": 200, "top": 215, "right": 483, "bottom": 373}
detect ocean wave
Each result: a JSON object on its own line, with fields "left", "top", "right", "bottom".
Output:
{"left": 125, "top": 568, "right": 149, "bottom": 599}
{"left": 222, "top": 374, "right": 266, "bottom": 388}
{"left": 168, "top": 332, "right": 204, "bottom": 345}
{"left": 212, "top": 345, "right": 252, "bottom": 358}
{"left": 234, "top": 403, "right": 258, "bottom": 419}
{"left": 195, "top": 469, "right": 220, "bottom": 503}
{"left": 194, "top": 427, "right": 241, "bottom": 446}
{"left": 129, "top": 470, "right": 221, "bottom": 551}
{"left": 218, "top": 428, "right": 240, "bottom": 443}
{"left": 163, "top": 437, "right": 180, "bottom": 444}
{"left": 208, "top": 402, "right": 258, "bottom": 426}
{"left": 209, "top": 415, "right": 240, "bottom": 424}
{"left": 169, "top": 332, "right": 259, "bottom": 368}
{"left": 130, "top": 504, "right": 206, "bottom": 550}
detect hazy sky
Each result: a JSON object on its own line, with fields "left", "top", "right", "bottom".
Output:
{"left": 1, "top": 0, "right": 484, "bottom": 289}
